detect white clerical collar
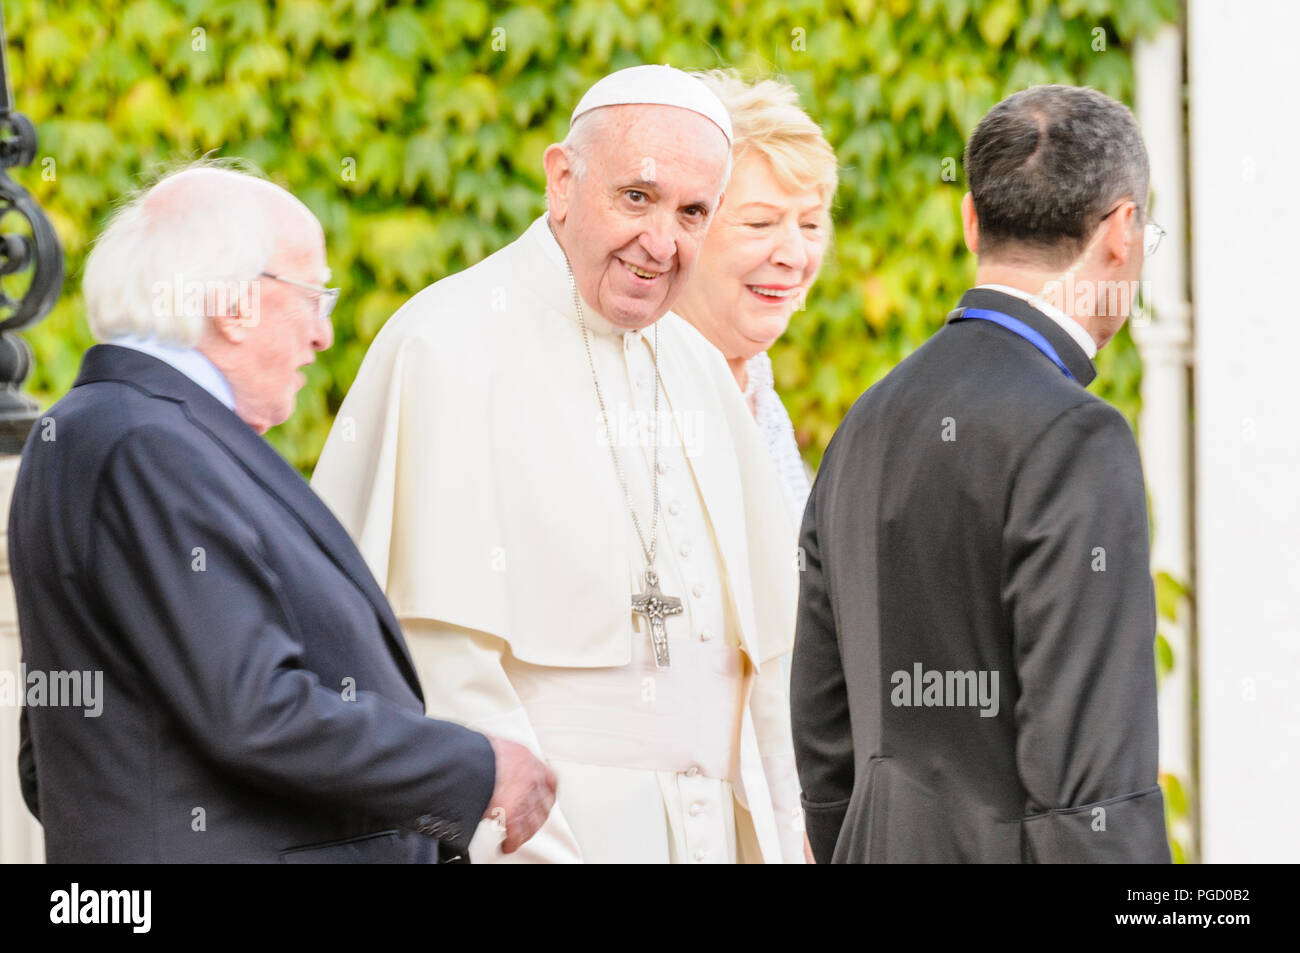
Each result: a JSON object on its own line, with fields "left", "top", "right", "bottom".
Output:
{"left": 109, "top": 334, "right": 237, "bottom": 410}
{"left": 530, "top": 213, "right": 627, "bottom": 339}
{"left": 532, "top": 212, "right": 570, "bottom": 274}
{"left": 975, "top": 283, "right": 1098, "bottom": 359}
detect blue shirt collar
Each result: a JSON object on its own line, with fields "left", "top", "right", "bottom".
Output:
{"left": 107, "top": 334, "right": 237, "bottom": 411}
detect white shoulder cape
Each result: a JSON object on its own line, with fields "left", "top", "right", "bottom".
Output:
{"left": 311, "top": 215, "right": 798, "bottom": 670}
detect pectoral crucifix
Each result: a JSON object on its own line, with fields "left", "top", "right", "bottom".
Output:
{"left": 632, "top": 568, "right": 683, "bottom": 669}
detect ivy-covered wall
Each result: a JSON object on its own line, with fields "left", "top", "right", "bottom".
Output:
{"left": 9, "top": 0, "right": 1179, "bottom": 475}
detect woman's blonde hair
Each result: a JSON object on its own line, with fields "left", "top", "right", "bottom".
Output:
{"left": 690, "top": 69, "right": 838, "bottom": 228}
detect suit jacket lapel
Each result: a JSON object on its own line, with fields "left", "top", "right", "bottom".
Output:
{"left": 947, "top": 287, "right": 1098, "bottom": 386}
{"left": 75, "top": 345, "right": 424, "bottom": 699}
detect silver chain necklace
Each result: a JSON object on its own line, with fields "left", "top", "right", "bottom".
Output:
{"left": 563, "top": 256, "right": 683, "bottom": 668}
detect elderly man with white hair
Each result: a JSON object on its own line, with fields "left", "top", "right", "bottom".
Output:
{"left": 312, "top": 66, "right": 806, "bottom": 863}
{"left": 8, "top": 164, "right": 556, "bottom": 862}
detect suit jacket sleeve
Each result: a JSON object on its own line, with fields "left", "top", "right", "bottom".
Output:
{"left": 88, "top": 425, "right": 496, "bottom": 848}
{"left": 1003, "top": 400, "right": 1170, "bottom": 863}
{"left": 402, "top": 619, "right": 583, "bottom": 863}
{"left": 790, "top": 479, "right": 854, "bottom": 863}
{"left": 18, "top": 707, "right": 38, "bottom": 822}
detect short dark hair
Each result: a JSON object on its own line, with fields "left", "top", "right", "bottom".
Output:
{"left": 964, "top": 85, "right": 1149, "bottom": 266}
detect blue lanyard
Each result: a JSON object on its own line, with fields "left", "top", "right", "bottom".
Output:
{"left": 953, "top": 307, "right": 1075, "bottom": 381}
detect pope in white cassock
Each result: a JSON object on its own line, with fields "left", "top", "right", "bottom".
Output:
{"left": 311, "top": 65, "right": 806, "bottom": 863}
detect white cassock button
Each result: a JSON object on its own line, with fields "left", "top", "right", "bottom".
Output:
{"left": 689, "top": 802, "right": 706, "bottom": 817}
{"left": 685, "top": 765, "right": 700, "bottom": 777}
{"left": 657, "top": 461, "right": 668, "bottom": 474}
{"left": 693, "top": 848, "right": 707, "bottom": 862}
{"left": 700, "top": 629, "right": 713, "bottom": 642}
{"left": 668, "top": 501, "right": 681, "bottom": 516}
{"left": 692, "top": 583, "right": 705, "bottom": 598}
{"left": 679, "top": 542, "right": 692, "bottom": 557}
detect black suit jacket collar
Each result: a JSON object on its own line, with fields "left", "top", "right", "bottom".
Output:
{"left": 74, "top": 344, "right": 424, "bottom": 700}
{"left": 946, "top": 287, "right": 1098, "bottom": 387}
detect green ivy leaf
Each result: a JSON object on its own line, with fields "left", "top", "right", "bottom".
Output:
{"left": 1155, "top": 570, "right": 1189, "bottom": 622}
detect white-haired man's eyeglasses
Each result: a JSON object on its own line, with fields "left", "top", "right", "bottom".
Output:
{"left": 259, "top": 271, "right": 340, "bottom": 321}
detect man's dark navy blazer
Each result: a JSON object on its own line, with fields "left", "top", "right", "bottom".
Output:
{"left": 10, "top": 344, "right": 495, "bottom": 863}
{"left": 792, "top": 288, "right": 1170, "bottom": 864}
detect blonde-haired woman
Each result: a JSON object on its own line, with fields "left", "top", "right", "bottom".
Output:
{"left": 674, "top": 69, "right": 838, "bottom": 524}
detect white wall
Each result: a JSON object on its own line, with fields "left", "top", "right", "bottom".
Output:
{"left": 1189, "top": 0, "right": 1300, "bottom": 862}
{"left": 0, "top": 455, "right": 45, "bottom": 862}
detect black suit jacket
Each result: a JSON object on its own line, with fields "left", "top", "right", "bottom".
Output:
{"left": 10, "top": 345, "right": 495, "bottom": 863}
{"left": 792, "top": 288, "right": 1170, "bottom": 863}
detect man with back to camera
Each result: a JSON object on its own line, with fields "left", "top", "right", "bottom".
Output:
{"left": 792, "top": 85, "right": 1171, "bottom": 863}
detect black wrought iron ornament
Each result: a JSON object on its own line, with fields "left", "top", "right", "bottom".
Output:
{"left": 0, "top": 4, "right": 64, "bottom": 453}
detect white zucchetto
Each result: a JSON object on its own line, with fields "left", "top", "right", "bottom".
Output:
{"left": 569, "top": 64, "right": 733, "bottom": 145}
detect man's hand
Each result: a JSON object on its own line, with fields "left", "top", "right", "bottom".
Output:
{"left": 483, "top": 736, "right": 557, "bottom": 853}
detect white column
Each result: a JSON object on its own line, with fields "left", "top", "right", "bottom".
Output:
{"left": 1188, "top": 0, "right": 1300, "bottom": 862}
{"left": 1133, "top": 22, "right": 1196, "bottom": 861}
{"left": 0, "top": 453, "right": 45, "bottom": 862}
